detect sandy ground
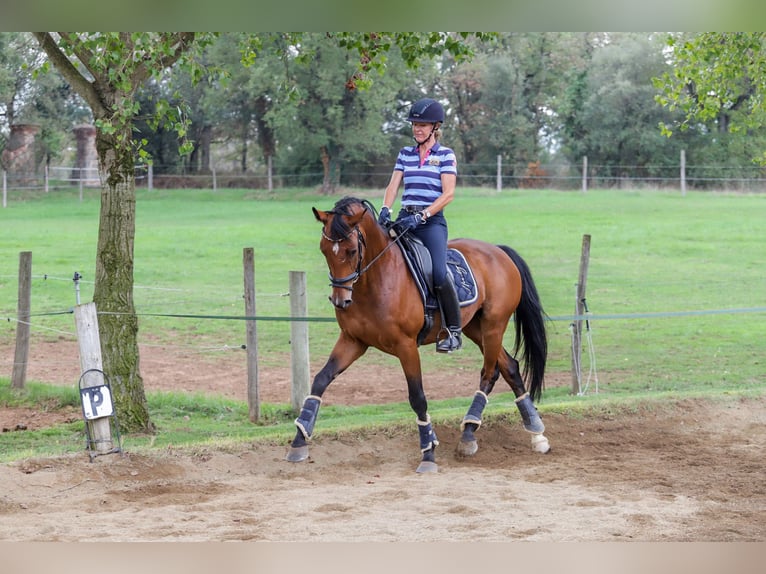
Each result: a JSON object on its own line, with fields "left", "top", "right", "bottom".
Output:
{"left": 1, "top": 340, "right": 765, "bottom": 542}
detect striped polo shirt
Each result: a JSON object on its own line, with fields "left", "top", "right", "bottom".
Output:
{"left": 394, "top": 142, "right": 457, "bottom": 207}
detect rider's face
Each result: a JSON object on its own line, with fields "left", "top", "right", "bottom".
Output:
{"left": 411, "top": 122, "right": 435, "bottom": 144}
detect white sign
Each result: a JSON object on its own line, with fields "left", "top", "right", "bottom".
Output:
{"left": 80, "top": 385, "right": 114, "bottom": 420}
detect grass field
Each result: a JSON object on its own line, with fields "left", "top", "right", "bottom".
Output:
{"left": 1, "top": 186, "right": 764, "bottom": 459}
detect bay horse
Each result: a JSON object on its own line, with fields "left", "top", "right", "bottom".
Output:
{"left": 287, "top": 196, "right": 550, "bottom": 473}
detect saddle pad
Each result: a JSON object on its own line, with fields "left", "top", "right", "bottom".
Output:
{"left": 447, "top": 248, "right": 478, "bottom": 307}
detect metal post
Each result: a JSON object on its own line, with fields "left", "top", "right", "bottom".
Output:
{"left": 496, "top": 154, "right": 502, "bottom": 192}
{"left": 680, "top": 149, "right": 686, "bottom": 196}
{"left": 73, "top": 271, "right": 82, "bottom": 305}
{"left": 582, "top": 156, "right": 588, "bottom": 193}
{"left": 2, "top": 170, "right": 6, "bottom": 208}
{"left": 268, "top": 154, "right": 273, "bottom": 192}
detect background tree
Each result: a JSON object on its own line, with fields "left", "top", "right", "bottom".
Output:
{"left": 441, "top": 33, "right": 588, "bottom": 184}
{"left": 1, "top": 33, "right": 87, "bottom": 169}
{"left": 559, "top": 33, "right": 689, "bottom": 179}
{"left": 203, "top": 33, "right": 284, "bottom": 175}
{"left": 655, "top": 32, "right": 766, "bottom": 165}
{"left": 268, "top": 33, "right": 404, "bottom": 192}
{"left": 0, "top": 33, "right": 39, "bottom": 147}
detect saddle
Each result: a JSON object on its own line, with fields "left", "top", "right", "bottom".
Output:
{"left": 396, "top": 234, "right": 478, "bottom": 345}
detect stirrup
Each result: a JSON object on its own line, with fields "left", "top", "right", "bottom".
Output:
{"left": 436, "top": 330, "right": 462, "bottom": 353}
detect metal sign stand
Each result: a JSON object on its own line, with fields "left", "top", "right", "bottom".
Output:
{"left": 78, "top": 368, "right": 123, "bottom": 461}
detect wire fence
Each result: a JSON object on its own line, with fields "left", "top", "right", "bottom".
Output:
{"left": 4, "top": 157, "right": 766, "bottom": 199}
{"left": 2, "top": 265, "right": 763, "bottom": 418}
{"left": 3, "top": 272, "right": 765, "bottom": 363}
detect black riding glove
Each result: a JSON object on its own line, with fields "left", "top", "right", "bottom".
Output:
{"left": 395, "top": 213, "right": 424, "bottom": 234}
{"left": 378, "top": 206, "right": 391, "bottom": 226}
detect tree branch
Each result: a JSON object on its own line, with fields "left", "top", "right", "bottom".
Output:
{"left": 32, "top": 32, "right": 107, "bottom": 118}
{"left": 131, "top": 32, "right": 197, "bottom": 87}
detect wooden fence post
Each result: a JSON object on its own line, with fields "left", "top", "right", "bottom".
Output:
{"left": 74, "top": 302, "right": 113, "bottom": 453}
{"left": 289, "top": 270, "right": 310, "bottom": 413}
{"left": 11, "top": 251, "right": 32, "bottom": 390}
{"left": 571, "top": 234, "right": 591, "bottom": 395}
{"left": 243, "top": 247, "right": 260, "bottom": 423}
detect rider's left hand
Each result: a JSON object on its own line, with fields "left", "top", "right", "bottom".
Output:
{"left": 395, "top": 213, "right": 423, "bottom": 233}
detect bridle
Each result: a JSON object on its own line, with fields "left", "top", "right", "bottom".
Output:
{"left": 322, "top": 212, "right": 403, "bottom": 292}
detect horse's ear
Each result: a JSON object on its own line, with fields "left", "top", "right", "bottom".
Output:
{"left": 313, "top": 207, "right": 327, "bottom": 223}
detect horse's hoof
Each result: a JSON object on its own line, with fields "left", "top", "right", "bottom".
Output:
{"left": 286, "top": 445, "right": 310, "bottom": 462}
{"left": 456, "top": 439, "right": 478, "bottom": 457}
{"left": 531, "top": 434, "right": 551, "bottom": 454}
{"left": 416, "top": 461, "right": 438, "bottom": 474}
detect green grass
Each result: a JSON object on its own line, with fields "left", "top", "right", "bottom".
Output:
{"left": 2, "top": 377, "right": 762, "bottom": 464}
{"left": 1, "top": 186, "right": 765, "bottom": 460}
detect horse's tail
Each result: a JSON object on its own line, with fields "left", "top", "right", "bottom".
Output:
{"left": 498, "top": 245, "right": 548, "bottom": 403}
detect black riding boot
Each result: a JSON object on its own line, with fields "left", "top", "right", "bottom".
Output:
{"left": 435, "top": 277, "right": 462, "bottom": 353}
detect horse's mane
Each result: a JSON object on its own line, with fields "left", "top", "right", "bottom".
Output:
{"left": 327, "top": 196, "right": 378, "bottom": 241}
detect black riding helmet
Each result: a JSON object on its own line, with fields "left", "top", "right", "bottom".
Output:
{"left": 407, "top": 98, "right": 445, "bottom": 124}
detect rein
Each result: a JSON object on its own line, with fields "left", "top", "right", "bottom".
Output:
{"left": 323, "top": 221, "right": 404, "bottom": 291}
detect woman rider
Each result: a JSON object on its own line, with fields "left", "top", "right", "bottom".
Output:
{"left": 378, "top": 97, "right": 462, "bottom": 353}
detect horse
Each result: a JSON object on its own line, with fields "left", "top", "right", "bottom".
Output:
{"left": 286, "top": 196, "right": 550, "bottom": 473}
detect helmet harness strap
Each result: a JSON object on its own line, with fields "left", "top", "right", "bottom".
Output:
{"left": 413, "top": 123, "right": 437, "bottom": 147}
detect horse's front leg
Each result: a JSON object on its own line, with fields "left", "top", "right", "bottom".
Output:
{"left": 286, "top": 334, "right": 367, "bottom": 462}
{"left": 398, "top": 344, "right": 439, "bottom": 473}
{"left": 457, "top": 365, "right": 499, "bottom": 457}
{"left": 455, "top": 325, "right": 500, "bottom": 457}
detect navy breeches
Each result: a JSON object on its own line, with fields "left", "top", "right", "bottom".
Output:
{"left": 409, "top": 214, "right": 449, "bottom": 287}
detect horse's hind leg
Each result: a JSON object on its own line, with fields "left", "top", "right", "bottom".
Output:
{"left": 497, "top": 350, "right": 551, "bottom": 454}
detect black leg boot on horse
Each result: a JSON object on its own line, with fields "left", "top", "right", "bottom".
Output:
{"left": 435, "top": 275, "right": 462, "bottom": 353}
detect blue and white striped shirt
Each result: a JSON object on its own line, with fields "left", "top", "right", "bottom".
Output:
{"left": 394, "top": 142, "right": 457, "bottom": 207}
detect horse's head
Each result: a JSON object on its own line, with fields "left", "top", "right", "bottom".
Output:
{"left": 313, "top": 197, "right": 375, "bottom": 310}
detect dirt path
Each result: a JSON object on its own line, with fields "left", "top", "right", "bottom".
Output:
{"left": 1, "top": 340, "right": 765, "bottom": 541}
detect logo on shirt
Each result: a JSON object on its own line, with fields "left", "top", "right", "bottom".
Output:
{"left": 428, "top": 157, "right": 441, "bottom": 166}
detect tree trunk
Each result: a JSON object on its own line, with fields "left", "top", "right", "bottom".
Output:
{"left": 320, "top": 145, "right": 332, "bottom": 194}
{"left": 93, "top": 126, "right": 153, "bottom": 433}
{"left": 199, "top": 124, "right": 212, "bottom": 174}
{"left": 254, "top": 95, "right": 275, "bottom": 163}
